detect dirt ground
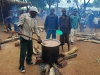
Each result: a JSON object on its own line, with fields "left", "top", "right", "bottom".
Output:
{"left": 0, "top": 19, "right": 100, "bottom": 75}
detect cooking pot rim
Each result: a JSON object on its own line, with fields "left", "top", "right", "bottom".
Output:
{"left": 41, "top": 39, "right": 60, "bottom": 47}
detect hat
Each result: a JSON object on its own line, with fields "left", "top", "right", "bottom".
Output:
{"left": 29, "top": 6, "right": 39, "bottom": 14}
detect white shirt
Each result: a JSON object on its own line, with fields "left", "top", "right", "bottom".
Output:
{"left": 18, "top": 13, "right": 40, "bottom": 40}
{"left": 93, "top": 17, "right": 99, "bottom": 24}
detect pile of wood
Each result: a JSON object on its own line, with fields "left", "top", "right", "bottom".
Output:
{"left": 76, "top": 33, "right": 100, "bottom": 44}
{"left": 0, "top": 35, "right": 19, "bottom": 44}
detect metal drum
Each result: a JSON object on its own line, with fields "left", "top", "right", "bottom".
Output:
{"left": 41, "top": 39, "right": 60, "bottom": 64}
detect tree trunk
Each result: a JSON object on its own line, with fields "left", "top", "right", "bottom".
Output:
{"left": 83, "top": 0, "right": 90, "bottom": 15}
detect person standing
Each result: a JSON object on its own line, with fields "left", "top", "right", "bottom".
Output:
{"left": 18, "top": 6, "right": 41, "bottom": 73}
{"left": 91, "top": 15, "right": 99, "bottom": 31}
{"left": 5, "top": 10, "right": 13, "bottom": 32}
{"left": 44, "top": 8, "right": 58, "bottom": 39}
{"left": 70, "top": 10, "right": 80, "bottom": 45}
{"left": 80, "top": 15, "right": 86, "bottom": 32}
{"left": 59, "top": 8, "right": 71, "bottom": 51}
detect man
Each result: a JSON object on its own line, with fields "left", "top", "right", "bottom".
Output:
{"left": 59, "top": 8, "right": 71, "bottom": 51}
{"left": 98, "top": 11, "right": 100, "bottom": 28}
{"left": 88, "top": 13, "right": 94, "bottom": 28}
{"left": 18, "top": 6, "right": 41, "bottom": 73}
{"left": 70, "top": 10, "right": 80, "bottom": 45}
{"left": 91, "top": 15, "right": 99, "bottom": 31}
{"left": 80, "top": 15, "right": 86, "bottom": 32}
{"left": 44, "top": 8, "right": 58, "bottom": 39}
{"left": 5, "top": 10, "right": 13, "bottom": 32}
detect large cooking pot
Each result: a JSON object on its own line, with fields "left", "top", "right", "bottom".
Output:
{"left": 41, "top": 39, "right": 60, "bottom": 64}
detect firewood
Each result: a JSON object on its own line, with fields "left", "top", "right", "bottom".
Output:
{"left": 62, "top": 46, "right": 78, "bottom": 56}
{"left": 57, "top": 57, "right": 64, "bottom": 63}
{"left": 84, "top": 40, "right": 94, "bottom": 42}
{"left": 82, "top": 34, "right": 92, "bottom": 36}
{"left": 68, "top": 46, "right": 78, "bottom": 55}
{"left": 33, "top": 44, "right": 41, "bottom": 53}
{"left": 33, "top": 48, "right": 38, "bottom": 54}
{"left": 75, "top": 33, "right": 82, "bottom": 37}
{"left": 77, "top": 38, "right": 88, "bottom": 41}
{"left": 93, "top": 37, "right": 100, "bottom": 41}
{"left": 64, "top": 53, "right": 77, "bottom": 60}
{"left": 49, "top": 67, "right": 55, "bottom": 75}
{"left": 35, "top": 57, "right": 43, "bottom": 64}
{"left": 14, "top": 40, "right": 20, "bottom": 47}
{"left": 92, "top": 40, "right": 100, "bottom": 44}
{"left": 45, "top": 64, "right": 50, "bottom": 75}
{"left": 58, "top": 60, "right": 67, "bottom": 68}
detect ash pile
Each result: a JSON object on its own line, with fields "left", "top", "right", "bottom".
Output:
{"left": 76, "top": 33, "right": 100, "bottom": 44}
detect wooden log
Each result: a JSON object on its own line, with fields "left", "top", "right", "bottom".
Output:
{"left": 49, "top": 67, "right": 55, "bottom": 75}
{"left": 64, "top": 53, "right": 77, "bottom": 60}
{"left": 92, "top": 40, "right": 100, "bottom": 44}
{"left": 33, "top": 48, "right": 38, "bottom": 55}
{"left": 45, "top": 64, "right": 50, "bottom": 75}
{"left": 57, "top": 57, "right": 64, "bottom": 63}
{"left": 62, "top": 46, "right": 78, "bottom": 56}
{"left": 15, "top": 40, "right": 20, "bottom": 47}
{"left": 82, "top": 34, "right": 92, "bottom": 36}
{"left": 35, "top": 57, "right": 43, "bottom": 64}
{"left": 58, "top": 60, "right": 67, "bottom": 68}
{"left": 93, "top": 37, "right": 100, "bottom": 41}
{"left": 75, "top": 33, "right": 82, "bottom": 37}
{"left": 77, "top": 38, "right": 88, "bottom": 41}
{"left": 33, "top": 44, "right": 41, "bottom": 53}
{"left": 84, "top": 40, "right": 94, "bottom": 42}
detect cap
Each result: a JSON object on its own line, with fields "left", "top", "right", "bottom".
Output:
{"left": 29, "top": 6, "right": 39, "bottom": 14}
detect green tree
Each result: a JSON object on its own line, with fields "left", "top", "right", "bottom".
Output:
{"left": 93, "top": 0, "right": 100, "bottom": 7}
{"left": 66, "top": 0, "right": 91, "bottom": 14}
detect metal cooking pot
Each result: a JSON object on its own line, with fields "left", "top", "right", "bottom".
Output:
{"left": 41, "top": 39, "right": 60, "bottom": 64}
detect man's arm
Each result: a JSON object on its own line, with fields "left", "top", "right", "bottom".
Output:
{"left": 58, "top": 17, "right": 61, "bottom": 29}
{"left": 78, "top": 16, "right": 80, "bottom": 27}
{"left": 17, "top": 14, "right": 25, "bottom": 32}
{"left": 34, "top": 20, "right": 40, "bottom": 37}
{"left": 44, "top": 16, "right": 48, "bottom": 30}
{"left": 56, "top": 16, "right": 59, "bottom": 29}
{"left": 69, "top": 17, "right": 71, "bottom": 31}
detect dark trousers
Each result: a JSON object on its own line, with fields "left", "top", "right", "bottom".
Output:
{"left": 60, "top": 34, "right": 70, "bottom": 50}
{"left": 91, "top": 24, "right": 98, "bottom": 31}
{"left": 46, "top": 30, "right": 56, "bottom": 39}
{"left": 19, "top": 37, "right": 33, "bottom": 67}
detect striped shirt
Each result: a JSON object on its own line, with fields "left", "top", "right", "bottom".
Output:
{"left": 18, "top": 13, "right": 40, "bottom": 40}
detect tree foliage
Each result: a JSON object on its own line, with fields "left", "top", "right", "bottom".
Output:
{"left": 19, "top": 0, "right": 60, "bottom": 9}
{"left": 93, "top": 0, "right": 100, "bottom": 7}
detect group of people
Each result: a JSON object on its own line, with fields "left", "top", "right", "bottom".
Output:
{"left": 83, "top": 12, "right": 100, "bottom": 32}
{"left": 5, "top": 6, "right": 80, "bottom": 73}
{"left": 44, "top": 8, "right": 80, "bottom": 51}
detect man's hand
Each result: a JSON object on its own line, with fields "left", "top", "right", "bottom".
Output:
{"left": 37, "top": 39, "right": 42, "bottom": 44}
{"left": 37, "top": 36, "right": 42, "bottom": 44}
{"left": 11, "top": 30, "right": 16, "bottom": 35}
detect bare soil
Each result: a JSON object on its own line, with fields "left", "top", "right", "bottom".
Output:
{"left": 0, "top": 20, "right": 100, "bottom": 75}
